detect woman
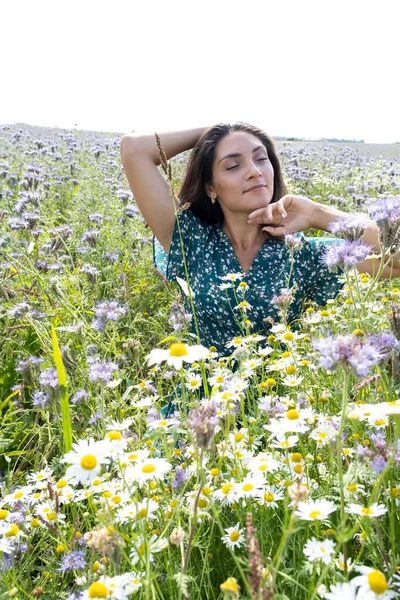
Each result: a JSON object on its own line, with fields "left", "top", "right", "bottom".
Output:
{"left": 120, "top": 122, "right": 399, "bottom": 356}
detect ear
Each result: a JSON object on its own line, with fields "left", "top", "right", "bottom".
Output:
{"left": 205, "top": 182, "right": 215, "bottom": 197}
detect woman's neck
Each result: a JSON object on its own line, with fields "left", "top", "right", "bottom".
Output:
{"left": 221, "top": 215, "right": 266, "bottom": 252}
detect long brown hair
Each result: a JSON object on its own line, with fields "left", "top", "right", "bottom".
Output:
{"left": 178, "top": 122, "right": 287, "bottom": 226}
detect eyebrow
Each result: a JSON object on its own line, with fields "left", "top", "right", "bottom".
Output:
{"left": 219, "top": 145, "right": 265, "bottom": 164}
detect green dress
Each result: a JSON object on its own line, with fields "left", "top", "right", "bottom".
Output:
{"left": 153, "top": 208, "right": 346, "bottom": 356}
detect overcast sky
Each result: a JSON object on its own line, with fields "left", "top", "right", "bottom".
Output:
{"left": 2, "top": 0, "right": 399, "bottom": 142}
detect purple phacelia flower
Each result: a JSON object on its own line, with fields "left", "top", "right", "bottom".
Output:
{"left": 39, "top": 368, "right": 59, "bottom": 389}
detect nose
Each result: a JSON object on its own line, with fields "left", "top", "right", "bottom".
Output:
{"left": 246, "top": 160, "right": 263, "bottom": 179}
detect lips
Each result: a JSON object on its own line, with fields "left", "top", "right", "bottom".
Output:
{"left": 245, "top": 184, "right": 266, "bottom": 192}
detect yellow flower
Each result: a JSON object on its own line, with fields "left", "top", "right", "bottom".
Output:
{"left": 220, "top": 577, "right": 240, "bottom": 597}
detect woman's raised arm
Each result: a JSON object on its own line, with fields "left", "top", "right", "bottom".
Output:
{"left": 120, "top": 127, "right": 208, "bottom": 253}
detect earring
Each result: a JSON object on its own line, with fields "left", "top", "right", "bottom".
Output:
{"left": 210, "top": 196, "right": 216, "bottom": 205}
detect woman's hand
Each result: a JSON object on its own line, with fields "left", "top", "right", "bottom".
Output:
{"left": 247, "top": 194, "right": 318, "bottom": 237}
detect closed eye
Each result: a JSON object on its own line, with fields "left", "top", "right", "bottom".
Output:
{"left": 226, "top": 158, "right": 269, "bottom": 170}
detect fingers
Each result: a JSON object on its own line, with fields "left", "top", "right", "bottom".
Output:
{"left": 248, "top": 199, "right": 287, "bottom": 224}
{"left": 262, "top": 225, "right": 286, "bottom": 236}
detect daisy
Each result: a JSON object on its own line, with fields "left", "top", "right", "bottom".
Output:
{"left": 221, "top": 522, "right": 246, "bottom": 551}
{"left": 368, "top": 413, "right": 389, "bottom": 428}
{"left": 270, "top": 434, "right": 299, "bottom": 450}
{"left": 61, "top": 438, "right": 111, "bottom": 485}
{"left": 282, "top": 374, "right": 304, "bottom": 387}
{"left": 234, "top": 300, "right": 252, "bottom": 312}
{"left": 246, "top": 453, "right": 280, "bottom": 475}
{"left": 346, "top": 502, "right": 387, "bottom": 518}
{"left": 221, "top": 272, "right": 243, "bottom": 282}
{"left": 127, "top": 457, "right": 172, "bottom": 486}
{"left": 295, "top": 498, "right": 337, "bottom": 521}
{"left": 235, "top": 476, "right": 265, "bottom": 500}
{"left": 185, "top": 372, "right": 202, "bottom": 391}
{"left": 334, "top": 552, "right": 353, "bottom": 572}
{"left": 257, "top": 345, "right": 274, "bottom": 357}
{"left": 147, "top": 417, "right": 179, "bottom": 432}
{"left": 325, "top": 582, "right": 359, "bottom": 600}
{"left": 27, "top": 467, "right": 53, "bottom": 489}
{"left": 303, "top": 536, "right": 335, "bottom": 565}
{"left": 130, "top": 534, "right": 168, "bottom": 566}
{"left": 310, "top": 427, "right": 336, "bottom": 447}
{"left": 3, "top": 485, "right": 35, "bottom": 506}
{"left": 213, "top": 480, "right": 239, "bottom": 506}
{"left": 258, "top": 486, "right": 285, "bottom": 508}
{"left": 351, "top": 565, "right": 399, "bottom": 599}
{"left": 146, "top": 342, "right": 209, "bottom": 370}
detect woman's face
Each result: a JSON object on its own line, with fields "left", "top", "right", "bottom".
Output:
{"left": 206, "top": 131, "right": 275, "bottom": 216}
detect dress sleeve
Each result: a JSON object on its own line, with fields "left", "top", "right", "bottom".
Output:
{"left": 152, "top": 209, "right": 211, "bottom": 283}
{"left": 304, "top": 237, "right": 346, "bottom": 306}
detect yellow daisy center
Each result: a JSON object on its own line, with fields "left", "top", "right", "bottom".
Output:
{"left": 56, "top": 479, "right": 68, "bottom": 489}
{"left": 283, "top": 332, "right": 294, "bottom": 341}
{"left": 0, "top": 510, "right": 9, "bottom": 520}
{"left": 106, "top": 430, "right": 122, "bottom": 441}
{"left": 265, "top": 492, "right": 274, "bottom": 503}
{"left": 80, "top": 454, "right": 98, "bottom": 470}
{"left": 88, "top": 582, "right": 109, "bottom": 598}
{"left": 309, "top": 510, "right": 321, "bottom": 520}
{"left": 5, "top": 524, "right": 19, "bottom": 537}
{"left": 142, "top": 464, "right": 156, "bottom": 474}
{"left": 222, "top": 483, "right": 234, "bottom": 495}
{"left": 169, "top": 343, "right": 188, "bottom": 357}
{"left": 138, "top": 507, "right": 148, "bottom": 518}
{"left": 229, "top": 531, "right": 240, "bottom": 542}
{"left": 13, "top": 491, "right": 23, "bottom": 499}
{"left": 361, "top": 507, "right": 373, "bottom": 515}
{"left": 286, "top": 409, "right": 300, "bottom": 420}
{"left": 242, "top": 483, "right": 254, "bottom": 492}
{"left": 367, "top": 570, "right": 388, "bottom": 594}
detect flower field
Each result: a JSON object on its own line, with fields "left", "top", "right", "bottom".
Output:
{"left": 1, "top": 124, "right": 400, "bottom": 599}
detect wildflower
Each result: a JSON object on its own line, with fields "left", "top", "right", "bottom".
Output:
{"left": 367, "top": 195, "right": 400, "bottom": 255}
{"left": 325, "top": 582, "right": 359, "bottom": 600}
{"left": 31, "top": 390, "right": 50, "bottom": 408}
{"left": 312, "top": 333, "right": 393, "bottom": 377}
{"left": 187, "top": 400, "right": 220, "bottom": 450}
{"left": 285, "top": 233, "right": 305, "bottom": 252}
{"left": 246, "top": 453, "right": 279, "bottom": 475}
{"left": 271, "top": 287, "right": 296, "bottom": 311}
{"left": 127, "top": 457, "right": 172, "bottom": 486}
{"left": 234, "top": 300, "right": 252, "bottom": 311}
{"left": 303, "top": 536, "right": 335, "bottom": 565}
{"left": 235, "top": 476, "right": 265, "bottom": 500}
{"left": 146, "top": 342, "right": 209, "bottom": 370}
{"left": 258, "top": 486, "right": 285, "bottom": 508}
{"left": 321, "top": 238, "right": 373, "bottom": 273}
{"left": 172, "top": 467, "right": 190, "bottom": 490}
{"left": 213, "top": 480, "right": 239, "bottom": 506}
{"left": 220, "top": 577, "right": 240, "bottom": 598}
{"left": 346, "top": 502, "right": 387, "bottom": 518}
{"left": 93, "top": 300, "right": 127, "bottom": 332}
{"left": 327, "top": 214, "right": 370, "bottom": 241}
{"left": 84, "top": 526, "right": 122, "bottom": 555}
{"left": 351, "top": 565, "right": 399, "bottom": 599}
{"left": 57, "top": 550, "right": 86, "bottom": 572}
{"left": 295, "top": 498, "right": 336, "bottom": 521}
{"left": 169, "top": 527, "right": 185, "bottom": 547}
{"left": 87, "top": 358, "right": 119, "bottom": 384}
{"left": 71, "top": 389, "right": 90, "bottom": 405}
{"left": 61, "top": 438, "right": 111, "bottom": 485}
{"left": 185, "top": 372, "right": 202, "bottom": 391}
{"left": 221, "top": 272, "right": 243, "bottom": 282}
{"left": 221, "top": 522, "right": 245, "bottom": 551}
{"left": 81, "top": 230, "right": 100, "bottom": 246}
{"left": 39, "top": 368, "right": 59, "bottom": 389}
